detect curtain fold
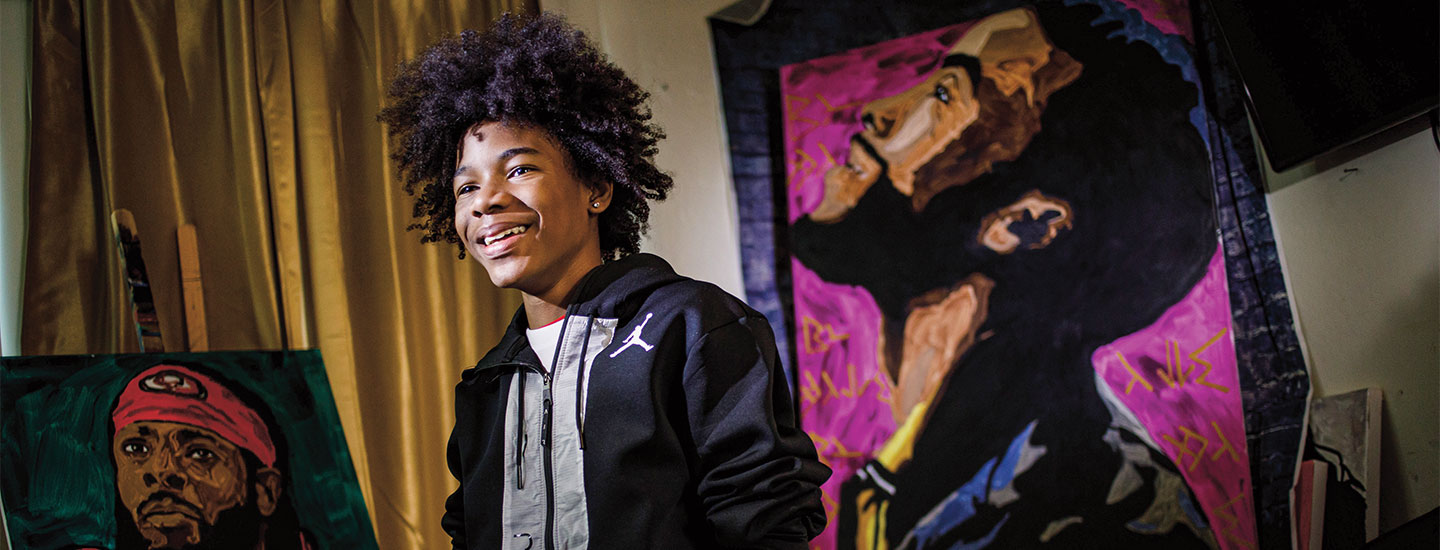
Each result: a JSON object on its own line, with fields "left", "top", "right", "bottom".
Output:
{"left": 22, "top": 0, "right": 531, "bottom": 547}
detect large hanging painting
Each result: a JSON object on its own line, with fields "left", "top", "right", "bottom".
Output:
{"left": 2, "top": 351, "right": 376, "bottom": 550}
{"left": 781, "top": 2, "right": 1255, "bottom": 548}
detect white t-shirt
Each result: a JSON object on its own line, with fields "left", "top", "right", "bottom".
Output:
{"left": 526, "top": 318, "right": 565, "bottom": 371}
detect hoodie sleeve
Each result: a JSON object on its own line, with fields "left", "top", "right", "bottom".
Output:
{"left": 682, "top": 313, "right": 832, "bottom": 548}
{"left": 442, "top": 425, "right": 466, "bottom": 548}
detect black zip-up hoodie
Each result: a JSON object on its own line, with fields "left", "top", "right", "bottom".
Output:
{"left": 443, "top": 253, "right": 830, "bottom": 549}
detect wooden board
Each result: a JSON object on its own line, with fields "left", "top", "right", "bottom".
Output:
{"left": 177, "top": 224, "right": 208, "bottom": 351}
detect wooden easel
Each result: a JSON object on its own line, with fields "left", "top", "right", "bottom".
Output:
{"left": 111, "top": 210, "right": 209, "bottom": 352}
{"left": 176, "top": 224, "right": 208, "bottom": 351}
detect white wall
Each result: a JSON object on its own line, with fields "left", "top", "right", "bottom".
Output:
{"left": 0, "top": 2, "right": 25, "bottom": 546}
{"left": 0, "top": 0, "right": 30, "bottom": 357}
{"left": 1263, "top": 119, "right": 1440, "bottom": 532}
{"left": 540, "top": 0, "right": 746, "bottom": 299}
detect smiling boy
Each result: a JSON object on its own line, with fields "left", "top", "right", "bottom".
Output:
{"left": 381, "top": 13, "right": 829, "bottom": 549}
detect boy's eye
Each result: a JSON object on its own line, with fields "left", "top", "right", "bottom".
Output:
{"left": 509, "top": 166, "right": 535, "bottom": 178}
{"left": 456, "top": 183, "right": 477, "bottom": 197}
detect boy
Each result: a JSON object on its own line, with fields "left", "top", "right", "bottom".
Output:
{"left": 381, "top": 13, "right": 829, "bottom": 549}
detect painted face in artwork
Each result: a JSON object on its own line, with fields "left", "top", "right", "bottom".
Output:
{"left": 808, "top": 67, "right": 979, "bottom": 223}
{"left": 453, "top": 122, "right": 612, "bottom": 300}
{"left": 857, "top": 62, "right": 982, "bottom": 198}
{"left": 811, "top": 7, "right": 1083, "bottom": 227}
{"left": 112, "top": 421, "right": 278, "bottom": 549}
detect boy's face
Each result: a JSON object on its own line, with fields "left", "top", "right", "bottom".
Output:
{"left": 452, "top": 122, "right": 609, "bottom": 301}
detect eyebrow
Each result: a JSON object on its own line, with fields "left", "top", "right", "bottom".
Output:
{"left": 453, "top": 147, "right": 543, "bottom": 179}
{"left": 940, "top": 53, "right": 982, "bottom": 87}
{"left": 175, "top": 428, "right": 221, "bottom": 446}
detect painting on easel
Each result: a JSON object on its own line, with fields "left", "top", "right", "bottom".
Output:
{"left": 2, "top": 351, "right": 377, "bottom": 550}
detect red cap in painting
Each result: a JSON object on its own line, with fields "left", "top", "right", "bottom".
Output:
{"left": 111, "top": 364, "right": 277, "bottom": 467}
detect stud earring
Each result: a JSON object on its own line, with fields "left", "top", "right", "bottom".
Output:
{"left": 592, "top": 202, "right": 600, "bottom": 208}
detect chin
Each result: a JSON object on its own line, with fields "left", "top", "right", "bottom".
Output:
{"left": 138, "top": 520, "right": 202, "bottom": 549}
{"left": 487, "top": 273, "right": 520, "bottom": 290}
{"left": 480, "top": 261, "right": 529, "bottom": 291}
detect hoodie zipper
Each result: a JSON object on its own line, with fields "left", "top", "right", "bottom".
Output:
{"left": 514, "top": 306, "right": 586, "bottom": 550}
{"left": 541, "top": 373, "right": 555, "bottom": 550}
{"left": 541, "top": 313, "right": 570, "bottom": 550}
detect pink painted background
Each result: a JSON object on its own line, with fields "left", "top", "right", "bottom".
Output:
{"left": 782, "top": 6, "right": 1255, "bottom": 549}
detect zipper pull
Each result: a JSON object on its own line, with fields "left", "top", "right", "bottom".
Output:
{"left": 540, "top": 378, "right": 552, "bottom": 447}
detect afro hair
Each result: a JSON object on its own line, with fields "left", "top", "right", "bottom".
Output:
{"left": 380, "top": 12, "right": 672, "bottom": 260}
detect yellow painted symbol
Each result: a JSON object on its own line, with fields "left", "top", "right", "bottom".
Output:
{"left": 1112, "top": 326, "right": 1231, "bottom": 395}
{"left": 1210, "top": 491, "right": 1257, "bottom": 550}
{"left": 1209, "top": 420, "right": 1241, "bottom": 464}
{"left": 802, "top": 315, "right": 851, "bottom": 355}
{"left": 809, "top": 434, "right": 867, "bottom": 460}
{"left": 800, "top": 371, "right": 823, "bottom": 406}
{"left": 1115, "top": 351, "right": 1154, "bottom": 394}
{"left": 1190, "top": 327, "right": 1231, "bottom": 393}
{"left": 1161, "top": 426, "right": 1209, "bottom": 472}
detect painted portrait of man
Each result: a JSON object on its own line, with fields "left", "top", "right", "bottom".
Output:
{"left": 2, "top": 351, "right": 374, "bottom": 550}
{"left": 784, "top": 2, "right": 1252, "bottom": 549}
{"left": 109, "top": 364, "right": 311, "bottom": 550}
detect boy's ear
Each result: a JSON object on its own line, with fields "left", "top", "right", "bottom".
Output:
{"left": 589, "top": 181, "right": 614, "bottom": 213}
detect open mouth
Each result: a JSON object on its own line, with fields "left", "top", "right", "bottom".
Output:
{"left": 483, "top": 224, "right": 530, "bottom": 247}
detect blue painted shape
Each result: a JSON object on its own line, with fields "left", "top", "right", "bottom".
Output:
{"left": 906, "top": 422, "right": 1038, "bottom": 548}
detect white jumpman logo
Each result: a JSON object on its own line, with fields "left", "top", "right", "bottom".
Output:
{"left": 609, "top": 313, "right": 655, "bottom": 358}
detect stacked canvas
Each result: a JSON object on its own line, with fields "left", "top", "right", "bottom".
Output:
{"left": 1293, "top": 387, "right": 1383, "bottom": 549}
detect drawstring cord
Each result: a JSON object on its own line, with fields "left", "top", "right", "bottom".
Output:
{"left": 515, "top": 372, "right": 525, "bottom": 490}
{"left": 575, "top": 316, "right": 595, "bottom": 449}
{"left": 513, "top": 310, "right": 572, "bottom": 492}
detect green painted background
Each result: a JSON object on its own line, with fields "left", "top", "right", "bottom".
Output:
{"left": 1, "top": 351, "right": 377, "bottom": 550}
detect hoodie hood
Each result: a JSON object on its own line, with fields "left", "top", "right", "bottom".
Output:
{"left": 569, "top": 253, "right": 688, "bottom": 320}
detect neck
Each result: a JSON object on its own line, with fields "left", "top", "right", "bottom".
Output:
{"left": 522, "top": 294, "right": 569, "bottom": 330}
{"left": 521, "top": 255, "right": 603, "bottom": 329}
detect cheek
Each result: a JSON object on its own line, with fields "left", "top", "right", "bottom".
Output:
{"left": 112, "top": 460, "right": 148, "bottom": 515}
{"left": 453, "top": 204, "right": 469, "bottom": 238}
{"left": 893, "top": 100, "right": 941, "bottom": 161}
{"left": 928, "top": 102, "right": 974, "bottom": 149}
{"left": 190, "top": 458, "right": 248, "bottom": 521}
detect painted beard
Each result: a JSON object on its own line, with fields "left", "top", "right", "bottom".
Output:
{"left": 116, "top": 490, "right": 265, "bottom": 550}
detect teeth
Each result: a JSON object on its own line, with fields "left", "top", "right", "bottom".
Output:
{"left": 485, "top": 225, "right": 528, "bottom": 246}
{"left": 484, "top": 225, "right": 528, "bottom": 246}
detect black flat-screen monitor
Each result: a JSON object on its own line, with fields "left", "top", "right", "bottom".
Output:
{"left": 1205, "top": 0, "right": 1437, "bottom": 171}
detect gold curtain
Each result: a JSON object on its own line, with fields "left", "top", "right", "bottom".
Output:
{"left": 22, "top": 0, "right": 530, "bottom": 546}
